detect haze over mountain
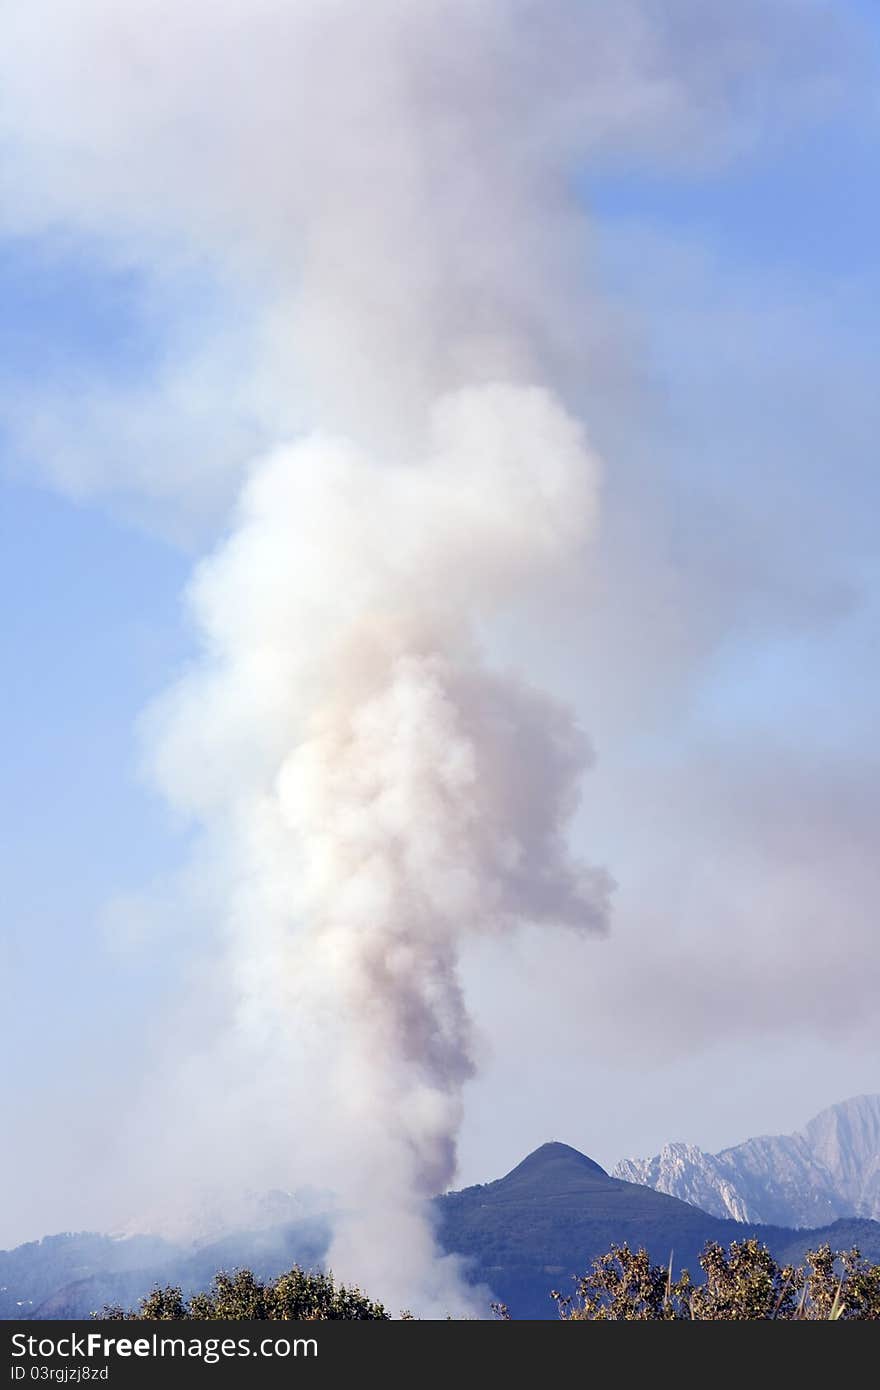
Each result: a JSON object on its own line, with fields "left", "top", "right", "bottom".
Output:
{"left": 613, "top": 1095, "right": 880, "bottom": 1228}
{"left": 5, "top": 1128, "right": 880, "bottom": 1321}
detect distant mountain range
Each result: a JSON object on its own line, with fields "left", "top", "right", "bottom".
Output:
{"left": 436, "top": 1141, "right": 880, "bottom": 1317}
{"left": 0, "top": 1218, "right": 332, "bottom": 1322}
{"left": 613, "top": 1095, "right": 880, "bottom": 1228}
{"left": 4, "top": 1104, "right": 880, "bottom": 1320}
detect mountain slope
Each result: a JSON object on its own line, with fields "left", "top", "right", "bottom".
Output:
{"left": 435, "top": 1140, "right": 880, "bottom": 1317}
{"left": 2, "top": 1218, "right": 331, "bottom": 1321}
{"left": 803, "top": 1095, "right": 880, "bottom": 1216}
{"left": 613, "top": 1094, "right": 880, "bottom": 1228}
{"left": 0, "top": 1233, "right": 176, "bottom": 1320}
{"left": 7, "top": 1135, "right": 880, "bottom": 1319}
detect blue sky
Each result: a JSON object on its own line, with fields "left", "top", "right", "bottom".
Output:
{"left": 1, "top": 1, "right": 879, "bottom": 1247}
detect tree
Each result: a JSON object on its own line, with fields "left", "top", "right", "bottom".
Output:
{"left": 688, "top": 1240, "right": 800, "bottom": 1320}
{"left": 551, "top": 1243, "right": 692, "bottom": 1320}
{"left": 101, "top": 1265, "right": 389, "bottom": 1321}
{"left": 100, "top": 1240, "right": 880, "bottom": 1321}
{"left": 554, "top": 1239, "right": 880, "bottom": 1320}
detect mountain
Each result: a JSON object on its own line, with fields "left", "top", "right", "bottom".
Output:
{"left": 435, "top": 1140, "right": 880, "bottom": 1317}
{"left": 114, "top": 1185, "right": 334, "bottom": 1244}
{"left": 803, "top": 1096, "right": 880, "bottom": 1216}
{"left": 5, "top": 1133, "right": 880, "bottom": 1320}
{"left": 613, "top": 1095, "right": 880, "bottom": 1228}
{"left": 0, "top": 1217, "right": 331, "bottom": 1321}
{"left": 0, "top": 1232, "right": 176, "bottom": 1320}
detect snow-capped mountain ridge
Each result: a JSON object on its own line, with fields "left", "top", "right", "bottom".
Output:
{"left": 613, "top": 1095, "right": 880, "bottom": 1228}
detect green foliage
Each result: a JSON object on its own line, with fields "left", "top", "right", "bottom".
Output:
{"left": 101, "top": 1265, "right": 389, "bottom": 1321}
{"left": 554, "top": 1239, "right": 880, "bottom": 1320}
{"left": 551, "top": 1244, "right": 693, "bottom": 1320}
{"left": 688, "top": 1240, "right": 800, "bottom": 1320}
{"left": 98, "top": 1239, "right": 880, "bottom": 1322}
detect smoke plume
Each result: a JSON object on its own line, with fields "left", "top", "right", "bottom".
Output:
{"left": 1, "top": 0, "right": 856, "bottom": 1308}
{"left": 2, "top": 0, "right": 631, "bottom": 1310}
{"left": 144, "top": 382, "right": 611, "bottom": 1310}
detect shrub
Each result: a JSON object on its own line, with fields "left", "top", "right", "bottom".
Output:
{"left": 553, "top": 1239, "right": 880, "bottom": 1320}
{"left": 101, "top": 1265, "right": 389, "bottom": 1320}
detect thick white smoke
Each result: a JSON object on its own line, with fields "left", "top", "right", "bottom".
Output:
{"left": 1, "top": 1, "right": 627, "bottom": 1309}
{"left": 145, "top": 383, "right": 611, "bottom": 1312}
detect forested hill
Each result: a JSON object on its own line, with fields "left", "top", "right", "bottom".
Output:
{"left": 435, "top": 1142, "right": 880, "bottom": 1318}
